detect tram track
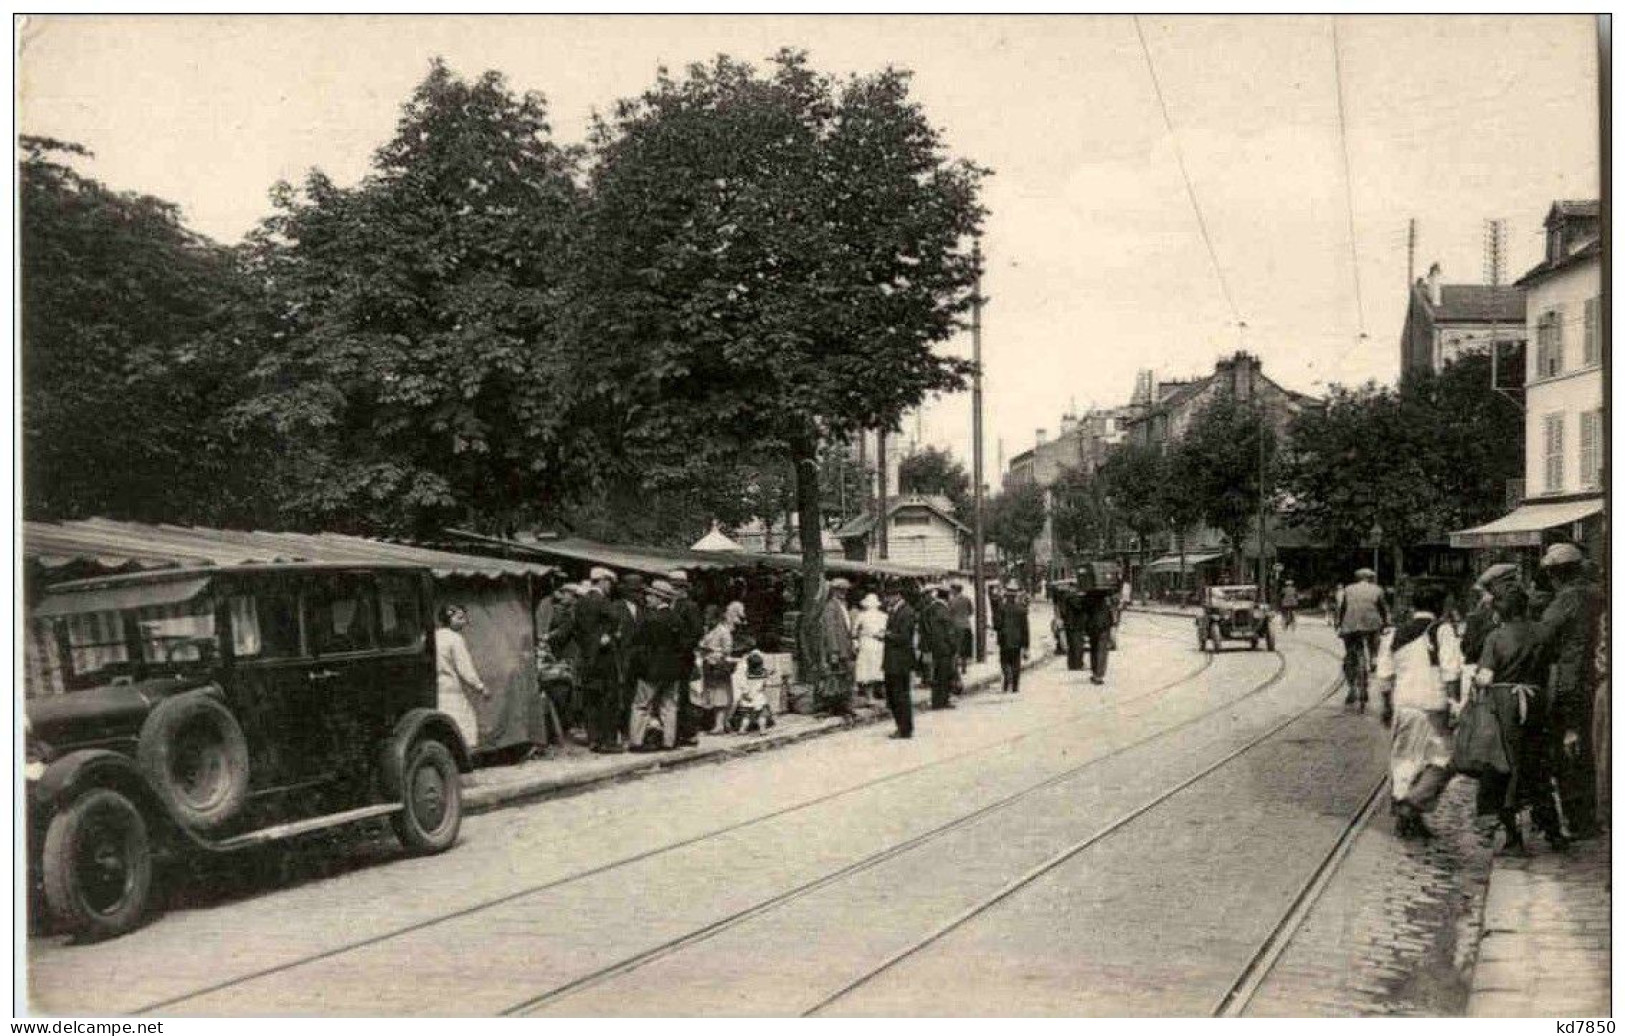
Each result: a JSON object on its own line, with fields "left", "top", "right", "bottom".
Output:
{"left": 128, "top": 617, "right": 1255, "bottom": 1016}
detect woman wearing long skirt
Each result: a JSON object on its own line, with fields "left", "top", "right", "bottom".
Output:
{"left": 854, "top": 593, "right": 887, "bottom": 699}
{"left": 1375, "top": 585, "right": 1461, "bottom": 839}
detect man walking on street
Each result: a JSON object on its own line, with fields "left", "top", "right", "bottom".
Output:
{"left": 1337, "top": 567, "right": 1390, "bottom": 714}
{"left": 820, "top": 578, "right": 857, "bottom": 717}
{"left": 994, "top": 578, "right": 1030, "bottom": 693}
{"left": 1062, "top": 585, "right": 1089, "bottom": 672}
{"left": 1082, "top": 590, "right": 1115, "bottom": 685}
{"left": 882, "top": 584, "right": 917, "bottom": 739}
{"left": 1533, "top": 542, "right": 1605, "bottom": 838}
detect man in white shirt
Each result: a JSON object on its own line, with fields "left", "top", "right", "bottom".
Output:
{"left": 1375, "top": 585, "right": 1461, "bottom": 838}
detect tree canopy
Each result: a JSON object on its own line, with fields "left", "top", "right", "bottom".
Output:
{"left": 897, "top": 445, "right": 972, "bottom": 515}
{"left": 1170, "top": 395, "right": 1279, "bottom": 572}
{"left": 231, "top": 61, "right": 585, "bottom": 535}
{"left": 986, "top": 481, "right": 1047, "bottom": 566}
{"left": 1049, "top": 465, "right": 1116, "bottom": 562}
{"left": 20, "top": 136, "right": 260, "bottom": 524}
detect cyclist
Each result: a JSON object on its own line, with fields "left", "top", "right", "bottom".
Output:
{"left": 1336, "top": 567, "right": 1390, "bottom": 714}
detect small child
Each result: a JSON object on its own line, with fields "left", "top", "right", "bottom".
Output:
{"left": 729, "top": 651, "right": 777, "bottom": 734}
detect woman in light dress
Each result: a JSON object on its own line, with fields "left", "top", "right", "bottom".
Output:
{"left": 853, "top": 592, "right": 888, "bottom": 700}
{"left": 435, "top": 604, "right": 487, "bottom": 750}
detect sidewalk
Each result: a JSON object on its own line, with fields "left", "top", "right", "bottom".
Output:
{"left": 1467, "top": 836, "right": 1612, "bottom": 1017}
{"left": 465, "top": 602, "right": 1057, "bottom": 814}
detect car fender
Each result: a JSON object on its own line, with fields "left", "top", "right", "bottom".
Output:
{"left": 30, "top": 748, "right": 202, "bottom": 852}
{"left": 377, "top": 709, "right": 473, "bottom": 801}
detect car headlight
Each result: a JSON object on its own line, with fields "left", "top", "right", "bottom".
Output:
{"left": 24, "top": 760, "right": 45, "bottom": 782}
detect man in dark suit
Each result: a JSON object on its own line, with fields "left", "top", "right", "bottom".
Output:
{"left": 881, "top": 584, "right": 917, "bottom": 739}
{"left": 627, "top": 580, "right": 685, "bottom": 751}
{"left": 994, "top": 579, "right": 1031, "bottom": 693}
{"left": 612, "top": 573, "right": 646, "bottom": 742}
{"left": 921, "top": 585, "right": 958, "bottom": 710}
{"left": 666, "top": 570, "right": 705, "bottom": 747}
{"left": 570, "top": 567, "right": 626, "bottom": 753}
{"left": 1082, "top": 590, "right": 1116, "bottom": 685}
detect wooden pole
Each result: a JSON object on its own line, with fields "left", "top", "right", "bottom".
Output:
{"left": 972, "top": 240, "right": 987, "bottom": 663}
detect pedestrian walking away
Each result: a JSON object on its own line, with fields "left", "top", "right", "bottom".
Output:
{"left": 1082, "top": 590, "right": 1115, "bottom": 685}
{"left": 434, "top": 604, "right": 487, "bottom": 751}
{"left": 921, "top": 584, "right": 958, "bottom": 709}
{"left": 1337, "top": 568, "right": 1389, "bottom": 712}
{"left": 1376, "top": 585, "right": 1461, "bottom": 838}
{"left": 1278, "top": 579, "right": 1298, "bottom": 630}
{"left": 994, "top": 578, "right": 1030, "bottom": 693}
{"left": 881, "top": 585, "right": 917, "bottom": 739}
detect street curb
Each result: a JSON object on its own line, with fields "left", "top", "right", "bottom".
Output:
{"left": 463, "top": 650, "right": 1058, "bottom": 816}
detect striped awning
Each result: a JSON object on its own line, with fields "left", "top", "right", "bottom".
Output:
{"left": 1144, "top": 551, "right": 1226, "bottom": 574}
{"left": 1449, "top": 498, "right": 1605, "bottom": 549}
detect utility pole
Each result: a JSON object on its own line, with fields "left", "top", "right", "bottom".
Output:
{"left": 877, "top": 430, "right": 889, "bottom": 560}
{"left": 1406, "top": 217, "right": 1416, "bottom": 289}
{"left": 971, "top": 239, "right": 987, "bottom": 664}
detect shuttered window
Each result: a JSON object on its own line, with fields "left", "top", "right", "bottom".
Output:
{"left": 1544, "top": 413, "right": 1566, "bottom": 493}
{"left": 1537, "top": 309, "right": 1565, "bottom": 378}
{"left": 1580, "top": 409, "right": 1602, "bottom": 488}
{"left": 1584, "top": 297, "right": 1601, "bottom": 366}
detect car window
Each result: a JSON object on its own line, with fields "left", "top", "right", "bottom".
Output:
{"left": 59, "top": 610, "right": 131, "bottom": 682}
{"left": 376, "top": 574, "right": 425, "bottom": 650}
{"left": 135, "top": 599, "right": 218, "bottom": 664}
{"left": 230, "top": 590, "right": 303, "bottom": 659}
{"left": 305, "top": 576, "right": 377, "bottom": 655}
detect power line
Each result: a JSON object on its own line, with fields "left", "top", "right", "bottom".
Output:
{"left": 1329, "top": 15, "right": 1367, "bottom": 340}
{"left": 1132, "top": 15, "right": 1244, "bottom": 331}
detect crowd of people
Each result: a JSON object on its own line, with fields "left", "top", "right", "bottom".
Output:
{"left": 1336, "top": 544, "right": 1607, "bottom": 850}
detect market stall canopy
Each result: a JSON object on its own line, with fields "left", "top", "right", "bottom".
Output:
{"left": 1449, "top": 498, "right": 1605, "bottom": 549}
{"left": 444, "top": 529, "right": 952, "bottom": 581}
{"left": 24, "top": 518, "right": 557, "bottom": 582}
{"left": 1145, "top": 551, "right": 1227, "bottom": 574}
{"left": 690, "top": 524, "right": 745, "bottom": 552}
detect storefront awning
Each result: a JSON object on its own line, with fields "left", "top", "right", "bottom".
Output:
{"left": 1145, "top": 551, "right": 1226, "bottom": 574}
{"left": 1449, "top": 498, "right": 1605, "bottom": 549}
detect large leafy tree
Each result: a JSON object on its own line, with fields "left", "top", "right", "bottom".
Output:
{"left": 897, "top": 444, "right": 972, "bottom": 515}
{"left": 233, "top": 60, "right": 584, "bottom": 535}
{"left": 1171, "top": 395, "right": 1279, "bottom": 578}
{"left": 20, "top": 137, "right": 259, "bottom": 523}
{"left": 1282, "top": 352, "right": 1521, "bottom": 575}
{"left": 986, "top": 481, "right": 1047, "bottom": 567}
{"left": 579, "top": 51, "right": 987, "bottom": 666}
{"left": 1096, "top": 442, "right": 1171, "bottom": 569}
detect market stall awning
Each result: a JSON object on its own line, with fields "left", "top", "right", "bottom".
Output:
{"left": 1144, "top": 551, "right": 1226, "bottom": 574}
{"left": 1449, "top": 498, "right": 1605, "bottom": 549}
{"left": 24, "top": 519, "right": 557, "bottom": 582}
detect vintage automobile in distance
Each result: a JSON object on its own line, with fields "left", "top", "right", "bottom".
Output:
{"left": 25, "top": 563, "right": 472, "bottom": 939}
{"left": 1195, "top": 584, "right": 1276, "bottom": 652}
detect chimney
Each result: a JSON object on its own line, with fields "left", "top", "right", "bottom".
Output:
{"left": 1059, "top": 413, "right": 1078, "bottom": 439}
{"left": 1035, "top": 428, "right": 1048, "bottom": 447}
{"left": 1426, "top": 262, "right": 1443, "bottom": 307}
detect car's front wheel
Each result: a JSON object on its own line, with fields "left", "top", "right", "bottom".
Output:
{"left": 42, "top": 788, "right": 154, "bottom": 940}
{"left": 391, "top": 739, "right": 461, "bottom": 854}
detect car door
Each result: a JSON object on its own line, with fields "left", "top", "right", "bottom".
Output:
{"left": 221, "top": 572, "right": 320, "bottom": 791}
{"left": 299, "top": 571, "right": 385, "bottom": 787}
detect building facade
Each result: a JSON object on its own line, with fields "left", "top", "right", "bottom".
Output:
{"left": 1399, "top": 263, "right": 1528, "bottom": 380}
{"left": 834, "top": 495, "right": 972, "bottom": 572}
{"left": 1452, "top": 200, "right": 1605, "bottom": 557}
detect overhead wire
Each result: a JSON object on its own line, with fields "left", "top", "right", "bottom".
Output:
{"left": 1330, "top": 15, "right": 1368, "bottom": 343}
{"left": 1132, "top": 15, "right": 1244, "bottom": 333}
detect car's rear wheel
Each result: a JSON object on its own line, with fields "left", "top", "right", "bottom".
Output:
{"left": 391, "top": 739, "right": 461, "bottom": 854}
{"left": 138, "top": 692, "right": 250, "bottom": 833}
{"left": 42, "top": 789, "right": 153, "bottom": 941}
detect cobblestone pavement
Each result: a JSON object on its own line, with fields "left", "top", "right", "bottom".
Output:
{"left": 1468, "top": 835, "right": 1611, "bottom": 1017}
{"left": 1243, "top": 777, "right": 1494, "bottom": 1017}
{"left": 31, "top": 615, "right": 1372, "bottom": 1016}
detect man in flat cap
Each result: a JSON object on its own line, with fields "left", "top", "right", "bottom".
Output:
{"left": 1534, "top": 542, "right": 1605, "bottom": 837}
{"left": 820, "top": 577, "right": 856, "bottom": 717}
{"left": 627, "top": 580, "right": 684, "bottom": 751}
{"left": 1336, "top": 566, "right": 1390, "bottom": 713}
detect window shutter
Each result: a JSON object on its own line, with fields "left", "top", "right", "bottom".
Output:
{"left": 1584, "top": 297, "right": 1600, "bottom": 366}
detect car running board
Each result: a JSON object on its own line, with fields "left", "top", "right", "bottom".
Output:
{"left": 211, "top": 802, "right": 403, "bottom": 852}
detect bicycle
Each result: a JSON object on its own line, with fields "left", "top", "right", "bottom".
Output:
{"left": 1341, "top": 631, "right": 1373, "bottom": 712}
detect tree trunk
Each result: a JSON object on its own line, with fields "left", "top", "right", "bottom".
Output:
{"left": 791, "top": 434, "right": 827, "bottom": 687}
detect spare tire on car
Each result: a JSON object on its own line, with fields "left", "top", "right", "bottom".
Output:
{"left": 136, "top": 691, "right": 250, "bottom": 833}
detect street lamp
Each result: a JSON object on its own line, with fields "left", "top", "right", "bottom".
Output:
{"left": 1370, "top": 521, "right": 1383, "bottom": 581}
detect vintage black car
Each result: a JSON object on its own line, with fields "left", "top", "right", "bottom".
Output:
{"left": 25, "top": 563, "right": 472, "bottom": 939}
{"left": 1195, "top": 584, "right": 1276, "bottom": 652}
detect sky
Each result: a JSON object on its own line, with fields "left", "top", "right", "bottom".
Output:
{"left": 17, "top": 14, "right": 1602, "bottom": 482}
